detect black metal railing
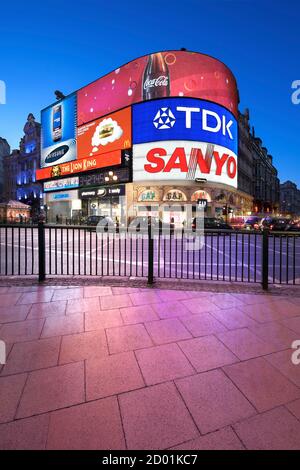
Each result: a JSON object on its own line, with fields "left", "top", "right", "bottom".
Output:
{"left": 154, "top": 229, "right": 263, "bottom": 284}
{"left": 0, "top": 223, "right": 299, "bottom": 289}
{"left": 0, "top": 224, "right": 38, "bottom": 276}
{"left": 43, "top": 225, "right": 148, "bottom": 279}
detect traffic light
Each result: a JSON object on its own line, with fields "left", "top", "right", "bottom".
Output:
{"left": 222, "top": 205, "right": 227, "bottom": 215}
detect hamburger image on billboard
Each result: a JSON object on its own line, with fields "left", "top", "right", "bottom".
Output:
{"left": 91, "top": 117, "right": 123, "bottom": 148}
{"left": 77, "top": 107, "right": 131, "bottom": 160}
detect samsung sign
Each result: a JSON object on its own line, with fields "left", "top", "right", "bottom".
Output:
{"left": 133, "top": 97, "right": 237, "bottom": 153}
{"left": 132, "top": 97, "right": 238, "bottom": 188}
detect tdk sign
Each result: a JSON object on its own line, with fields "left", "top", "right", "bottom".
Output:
{"left": 153, "top": 108, "right": 176, "bottom": 129}
{"left": 133, "top": 97, "right": 238, "bottom": 154}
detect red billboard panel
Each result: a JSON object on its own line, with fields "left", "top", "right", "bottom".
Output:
{"left": 36, "top": 149, "right": 121, "bottom": 180}
{"left": 77, "top": 50, "right": 238, "bottom": 126}
{"left": 77, "top": 107, "right": 131, "bottom": 160}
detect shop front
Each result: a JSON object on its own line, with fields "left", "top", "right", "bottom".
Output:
{"left": 44, "top": 190, "right": 81, "bottom": 224}
{"left": 131, "top": 185, "right": 215, "bottom": 227}
{"left": 42, "top": 167, "right": 130, "bottom": 224}
{"left": 130, "top": 183, "right": 253, "bottom": 227}
{"left": 79, "top": 184, "right": 126, "bottom": 223}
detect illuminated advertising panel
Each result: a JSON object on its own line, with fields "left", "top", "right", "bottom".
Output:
{"left": 77, "top": 50, "right": 238, "bottom": 126}
{"left": 79, "top": 167, "right": 130, "bottom": 188}
{"left": 43, "top": 177, "right": 79, "bottom": 192}
{"left": 132, "top": 98, "right": 237, "bottom": 154}
{"left": 41, "top": 94, "right": 77, "bottom": 168}
{"left": 133, "top": 141, "right": 238, "bottom": 188}
{"left": 79, "top": 185, "right": 125, "bottom": 199}
{"left": 36, "top": 149, "right": 122, "bottom": 180}
{"left": 77, "top": 107, "right": 131, "bottom": 159}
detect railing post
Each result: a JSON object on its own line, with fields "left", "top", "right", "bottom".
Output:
{"left": 147, "top": 223, "right": 154, "bottom": 285}
{"left": 262, "top": 228, "right": 269, "bottom": 290}
{"left": 38, "top": 221, "right": 46, "bottom": 282}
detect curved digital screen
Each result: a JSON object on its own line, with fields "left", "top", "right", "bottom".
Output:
{"left": 77, "top": 50, "right": 238, "bottom": 126}
{"left": 132, "top": 96, "right": 238, "bottom": 189}
{"left": 132, "top": 97, "right": 238, "bottom": 154}
{"left": 133, "top": 141, "right": 238, "bottom": 188}
{"left": 38, "top": 50, "right": 239, "bottom": 187}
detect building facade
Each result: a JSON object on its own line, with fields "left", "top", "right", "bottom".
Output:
{"left": 35, "top": 50, "right": 282, "bottom": 224}
{"left": 0, "top": 137, "right": 10, "bottom": 201}
{"left": 4, "top": 114, "right": 43, "bottom": 217}
{"left": 280, "top": 180, "right": 300, "bottom": 216}
{"left": 251, "top": 130, "right": 280, "bottom": 214}
{"left": 236, "top": 109, "right": 254, "bottom": 215}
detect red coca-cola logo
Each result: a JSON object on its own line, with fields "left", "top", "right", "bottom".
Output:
{"left": 144, "top": 76, "right": 169, "bottom": 90}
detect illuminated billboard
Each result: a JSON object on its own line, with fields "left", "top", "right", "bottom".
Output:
{"left": 77, "top": 50, "right": 238, "bottom": 126}
{"left": 43, "top": 177, "right": 79, "bottom": 192}
{"left": 77, "top": 107, "right": 131, "bottom": 159}
{"left": 38, "top": 50, "right": 239, "bottom": 185}
{"left": 132, "top": 97, "right": 237, "bottom": 154}
{"left": 36, "top": 149, "right": 122, "bottom": 180}
{"left": 41, "top": 94, "right": 77, "bottom": 168}
{"left": 133, "top": 141, "right": 238, "bottom": 188}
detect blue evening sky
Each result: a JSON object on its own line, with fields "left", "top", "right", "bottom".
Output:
{"left": 0, "top": 0, "right": 299, "bottom": 184}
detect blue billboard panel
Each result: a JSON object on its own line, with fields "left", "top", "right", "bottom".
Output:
{"left": 132, "top": 97, "right": 238, "bottom": 154}
{"left": 43, "top": 177, "right": 79, "bottom": 192}
{"left": 41, "top": 94, "right": 77, "bottom": 168}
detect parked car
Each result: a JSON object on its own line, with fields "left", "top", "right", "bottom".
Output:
{"left": 260, "top": 217, "right": 290, "bottom": 232}
{"left": 243, "top": 216, "right": 261, "bottom": 231}
{"left": 229, "top": 217, "right": 245, "bottom": 230}
{"left": 192, "top": 217, "right": 233, "bottom": 232}
{"left": 285, "top": 221, "right": 300, "bottom": 232}
{"left": 128, "top": 216, "right": 174, "bottom": 234}
{"left": 85, "top": 215, "right": 116, "bottom": 232}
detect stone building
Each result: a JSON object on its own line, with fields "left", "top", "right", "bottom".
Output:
{"left": 3, "top": 114, "right": 43, "bottom": 217}
{"left": 237, "top": 109, "right": 280, "bottom": 215}
{"left": 236, "top": 109, "right": 254, "bottom": 215}
{"left": 250, "top": 130, "right": 280, "bottom": 214}
{"left": 280, "top": 180, "right": 300, "bottom": 216}
{"left": 0, "top": 137, "right": 10, "bottom": 201}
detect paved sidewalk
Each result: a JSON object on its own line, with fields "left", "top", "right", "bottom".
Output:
{"left": 0, "top": 283, "right": 300, "bottom": 450}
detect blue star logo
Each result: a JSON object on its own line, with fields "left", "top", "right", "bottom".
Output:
{"left": 153, "top": 107, "right": 176, "bottom": 130}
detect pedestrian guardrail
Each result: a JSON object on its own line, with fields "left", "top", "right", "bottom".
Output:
{"left": 0, "top": 223, "right": 299, "bottom": 289}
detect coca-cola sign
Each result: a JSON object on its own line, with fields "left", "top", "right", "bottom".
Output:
{"left": 143, "top": 76, "right": 169, "bottom": 90}
{"left": 77, "top": 50, "right": 238, "bottom": 126}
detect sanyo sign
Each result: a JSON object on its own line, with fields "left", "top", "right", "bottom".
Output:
{"left": 133, "top": 97, "right": 238, "bottom": 154}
